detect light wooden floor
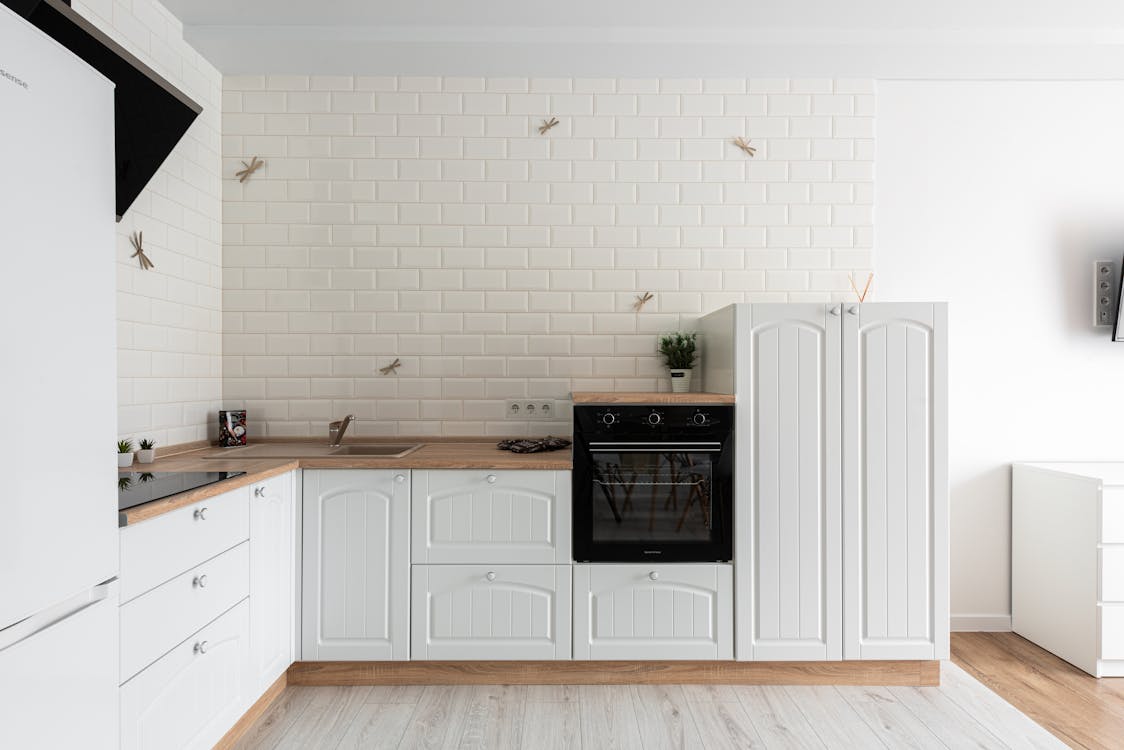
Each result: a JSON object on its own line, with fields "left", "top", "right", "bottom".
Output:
{"left": 234, "top": 661, "right": 1063, "bottom": 749}
{"left": 953, "top": 631, "right": 1124, "bottom": 750}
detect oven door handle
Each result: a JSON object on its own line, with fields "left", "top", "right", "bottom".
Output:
{"left": 588, "top": 441, "right": 723, "bottom": 453}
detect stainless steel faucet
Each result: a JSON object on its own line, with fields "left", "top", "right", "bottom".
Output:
{"left": 328, "top": 414, "right": 354, "bottom": 446}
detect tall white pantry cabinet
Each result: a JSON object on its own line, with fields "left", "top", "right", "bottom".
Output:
{"left": 699, "top": 302, "right": 948, "bottom": 662}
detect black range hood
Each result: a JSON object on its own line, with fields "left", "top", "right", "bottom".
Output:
{"left": 4, "top": 0, "right": 202, "bottom": 220}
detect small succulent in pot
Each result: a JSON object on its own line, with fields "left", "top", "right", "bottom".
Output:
{"left": 137, "top": 438, "right": 156, "bottom": 464}
{"left": 117, "top": 439, "right": 135, "bottom": 468}
{"left": 658, "top": 332, "right": 698, "bottom": 393}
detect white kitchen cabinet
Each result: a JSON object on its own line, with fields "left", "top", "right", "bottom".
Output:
{"left": 573, "top": 564, "right": 733, "bottom": 660}
{"left": 699, "top": 302, "right": 947, "bottom": 662}
{"left": 302, "top": 470, "right": 410, "bottom": 660}
{"left": 412, "top": 470, "right": 571, "bottom": 564}
{"left": 120, "top": 600, "right": 251, "bottom": 750}
{"left": 734, "top": 304, "right": 842, "bottom": 661}
{"left": 412, "top": 564, "right": 572, "bottom": 659}
{"left": 842, "top": 303, "right": 948, "bottom": 660}
{"left": 249, "top": 472, "right": 296, "bottom": 693}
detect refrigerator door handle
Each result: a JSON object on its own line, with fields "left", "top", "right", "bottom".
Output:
{"left": 0, "top": 580, "right": 113, "bottom": 654}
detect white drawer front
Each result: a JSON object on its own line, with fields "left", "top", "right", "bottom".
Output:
{"left": 411, "top": 564, "right": 572, "bottom": 660}
{"left": 1101, "top": 604, "right": 1124, "bottom": 659}
{"left": 412, "top": 470, "right": 570, "bottom": 565}
{"left": 121, "top": 486, "right": 250, "bottom": 602}
{"left": 120, "top": 542, "right": 250, "bottom": 681}
{"left": 1102, "top": 548, "right": 1124, "bottom": 603}
{"left": 1104, "top": 489, "right": 1124, "bottom": 544}
{"left": 121, "top": 600, "right": 250, "bottom": 750}
{"left": 574, "top": 563, "right": 733, "bottom": 660}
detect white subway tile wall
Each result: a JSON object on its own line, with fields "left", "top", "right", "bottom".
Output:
{"left": 222, "top": 77, "right": 874, "bottom": 437}
{"left": 74, "top": 0, "right": 223, "bottom": 447}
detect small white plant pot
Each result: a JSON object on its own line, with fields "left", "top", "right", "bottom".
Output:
{"left": 117, "top": 452, "right": 135, "bottom": 468}
{"left": 137, "top": 449, "right": 156, "bottom": 464}
{"left": 669, "top": 369, "right": 692, "bottom": 393}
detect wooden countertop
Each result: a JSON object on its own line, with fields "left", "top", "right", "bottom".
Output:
{"left": 119, "top": 440, "right": 572, "bottom": 527}
{"left": 571, "top": 392, "right": 736, "bottom": 404}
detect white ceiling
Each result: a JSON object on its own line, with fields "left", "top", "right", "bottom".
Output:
{"left": 163, "top": 0, "right": 1124, "bottom": 77}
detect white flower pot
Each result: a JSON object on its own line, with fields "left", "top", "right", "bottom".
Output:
{"left": 117, "top": 452, "right": 134, "bottom": 468}
{"left": 669, "top": 368, "right": 692, "bottom": 393}
{"left": 137, "top": 449, "right": 156, "bottom": 464}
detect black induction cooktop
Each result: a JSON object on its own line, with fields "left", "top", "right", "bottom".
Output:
{"left": 118, "top": 471, "right": 245, "bottom": 512}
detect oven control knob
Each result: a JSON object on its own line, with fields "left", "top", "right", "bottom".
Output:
{"left": 600, "top": 412, "right": 618, "bottom": 426}
{"left": 692, "top": 412, "right": 710, "bottom": 426}
{"left": 646, "top": 411, "right": 664, "bottom": 426}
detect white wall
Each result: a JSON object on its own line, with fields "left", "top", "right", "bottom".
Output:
{"left": 221, "top": 76, "right": 874, "bottom": 436}
{"left": 73, "top": 0, "right": 223, "bottom": 447}
{"left": 877, "top": 81, "right": 1124, "bottom": 627}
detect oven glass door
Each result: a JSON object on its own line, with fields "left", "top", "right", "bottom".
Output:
{"left": 580, "top": 441, "right": 731, "bottom": 560}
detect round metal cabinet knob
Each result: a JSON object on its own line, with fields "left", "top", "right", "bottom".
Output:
{"left": 193, "top": 574, "right": 208, "bottom": 589}
{"left": 486, "top": 475, "right": 498, "bottom": 484}
{"left": 395, "top": 474, "right": 406, "bottom": 483}
{"left": 193, "top": 640, "right": 208, "bottom": 655}
{"left": 486, "top": 572, "right": 497, "bottom": 582}
{"left": 649, "top": 571, "right": 660, "bottom": 581}
{"left": 193, "top": 507, "right": 208, "bottom": 521}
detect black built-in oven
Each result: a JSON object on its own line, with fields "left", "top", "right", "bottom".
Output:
{"left": 573, "top": 404, "right": 733, "bottom": 562}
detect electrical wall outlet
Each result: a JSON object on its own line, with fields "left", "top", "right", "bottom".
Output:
{"left": 504, "top": 399, "right": 556, "bottom": 420}
{"left": 1095, "top": 260, "right": 1119, "bottom": 327}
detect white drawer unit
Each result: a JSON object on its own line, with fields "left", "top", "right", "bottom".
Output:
{"left": 411, "top": 564, "right": 572, "bottom": 660}
{"left": 120, "top": 541, "right": 250, "bottom": 681}
{"left": 573, "top": 564, "right": 733, "bottom": 660}
{"left": 412, "top": 470, "right": 571, "bottom": 565}
{"left": 1014, "top": 463, "right": 1124, "bottom": 677}
{"left": 120, "top": 600, "right": 251, "bottom": 750}
{"left": 120, "top": 486, "right": 250, "bottom": 602}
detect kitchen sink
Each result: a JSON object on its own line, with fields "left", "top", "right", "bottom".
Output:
{"left": 203, "top": 443, "right": 423, "bottom": 459}
{"left": 329, "top": 444, "right": 422, "bottom": 457}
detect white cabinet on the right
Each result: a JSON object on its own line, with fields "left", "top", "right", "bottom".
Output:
{"left": 700, "top": 302, "right": 947, "bottom": 662}
{"left": 843, "top": 303, "right": 948, "bottom": 661}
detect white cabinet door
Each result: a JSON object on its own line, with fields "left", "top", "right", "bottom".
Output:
{"left": 738, "top": 304, "right": 841, "bottom": 661}
{"left": 412, "top": 565, "right": 572, "bottom": 659}
{"left": 250, "top": 472, "right": 295, "bottom": 692}
{"left": 120, "top": 601, "right": 250, "bottom": 750}
{"left": 843, "top": 303, "right": 948, "bottom": 660}
{"left": 573, "top": 564, "right": 732, "bottom": 660}
{"left": 412, "top": 470, "right": 571, "bottom": 564}
{"left": 302, "top": 470, "right": 410, "bottom": 660}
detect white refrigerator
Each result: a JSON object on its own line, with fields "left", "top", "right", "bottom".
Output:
{"left": 0, "top": 5, "right": 119, "bottom": 748}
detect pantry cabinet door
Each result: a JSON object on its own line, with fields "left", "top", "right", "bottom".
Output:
{"left": 738, "top": 304, "right": 842, "bottom": 661}
{"left": 842, "top": 303, "right": 948, "bottom": 660}
{"left": 302, "top": 470, "right": 410, "bottom": 660}
{"left": 249, "top": 472, "right": 295, "bottom": 692}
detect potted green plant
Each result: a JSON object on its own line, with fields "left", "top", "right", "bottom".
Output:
{"left": 137, "top": 438, "right": 156, "bottom": 464}
{"left": 658, "top": 332, "right": 698, "bottom": 393}
{"left": 117, "top": 439, "right": 135, "bottom": 468}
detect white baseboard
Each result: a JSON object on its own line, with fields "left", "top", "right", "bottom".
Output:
{"left": 951, "top": 614, "right": 1012, "bottom": 632}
